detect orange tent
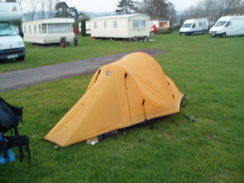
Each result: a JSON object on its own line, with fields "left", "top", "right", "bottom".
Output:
{"left": 45, "top": 52, "right": 183, "bottom": 147}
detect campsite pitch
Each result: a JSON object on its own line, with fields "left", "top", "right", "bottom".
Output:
{"left": 0, "top": 33, "right": 243, "bottom": 183}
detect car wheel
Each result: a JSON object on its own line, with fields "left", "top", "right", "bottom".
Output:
{"left": 222, "top": 33, "right": 227, "bottom": 38}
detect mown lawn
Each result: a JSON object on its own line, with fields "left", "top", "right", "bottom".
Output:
{"left": 0, "top": 32, "right": 243, "bottom": 183}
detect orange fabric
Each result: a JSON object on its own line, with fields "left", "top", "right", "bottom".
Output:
{"left": 44, "top": 52, "right": 183, "bottom": 147}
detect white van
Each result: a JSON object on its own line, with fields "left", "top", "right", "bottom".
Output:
{"left": 209, "top": 16, "right": 244, "bottom": 37}
{"left": 0, "top": 2, "right": 25, "bottom": 61}
{"left": 179, "top": 18, "right": 208, "bottom": 36}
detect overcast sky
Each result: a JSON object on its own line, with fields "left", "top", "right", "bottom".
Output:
{"left": 64, "top": 0, "right": 198, "bottom": 13}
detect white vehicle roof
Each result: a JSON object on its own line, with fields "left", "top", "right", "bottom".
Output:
{"left": 218, "top": 16, "right": 244, "bottom": 21}
{"left": 0, "top": 2, "right": 23, "bottom": 21}
{"left": 184, "top": 18, "right": 208, "bottom": 23}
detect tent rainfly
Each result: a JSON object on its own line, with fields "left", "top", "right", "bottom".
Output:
{"left": 44, "top": 52, "right": 183, "bottom": 147}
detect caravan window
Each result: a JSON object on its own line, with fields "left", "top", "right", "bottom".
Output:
{"left": 132, "top": 20, "right": 146, "bottom": 29}
{"left": 23, "top": 25, "right": 27, "bottom": 34}
{"left": 28, "top": 25, "right": 32, "bottom": 34}
{"left": 113, "top": 21, "right": 117, "bottom": 29}
{"left": 93, "top": 22, "right": 97, "bottom": 29}
{"left": 38, "top": 24, "right": 41, "bottom": 34}
{"left": 104, "top": 21, "right": 107, "bottom": 29}
{"left": 42, "top": 24, "right": 47, "bottom": 33}
{"left": 159, "top": 22, "right": 167, "bottom": 28}
{"left": 33, "top": 25, "right": 37, "bottom": 34}
{"left": 48, "top": 23, "right": 71, "bottom": 34}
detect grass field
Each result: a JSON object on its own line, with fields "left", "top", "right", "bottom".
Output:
{"left": 0, "top": 32, "right": 243, "bottom": 183}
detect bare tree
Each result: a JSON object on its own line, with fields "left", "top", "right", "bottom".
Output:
{"left": 216, "top": 0, "right": 244, "bottom": 16}
{"left": 138, "top": 0, "right": 169, "bottom": 19}
{"left": 137, "top": 0, "right": 177, "bottom": 26}
{"left": 16, "top": 0, "right": 23, "bottom": 5}
{"left": 17, "top": 0, "right": 60, "bottom": 20}
{"left": 115, "top": 0, "right": 139, "bottom": 14}
{"left": 46, "top": 0, "right": 60, "bottom": 18}
{"left": 39, "top": 0, "right": 46, "bottom": 19}
{"left": 167, "top": 2, "right": 177, "bottom": 27}
{"left": 29, "top": 0, "right": 39, "bottom": 20}
{"left": 182, "top": 0, "right": 244, "bottom": 22}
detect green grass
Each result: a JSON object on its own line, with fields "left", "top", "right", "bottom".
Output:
{"left": 0, "top": 32, "right": 243, "bottom": 183}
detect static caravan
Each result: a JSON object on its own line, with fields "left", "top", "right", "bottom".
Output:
{"left": 209, "top": 16, "right": 244, "bottom": 37}
{"left": 149, "top": 20, "right": 171, "bottom": 34}
{"left": 90, "top": 14, "right": 150, "bottom": 40}
{"left": 150, "top": 20, "right": 170, "bottom": 29}
{"left": 179, "top": 18, "right": 208, "bottom": 35}
{"left": 22, "top": 18, "right": 75, "bottom": 44}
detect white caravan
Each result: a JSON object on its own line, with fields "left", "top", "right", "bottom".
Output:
{"left": 149, "top": 20, "right": 170, "bottom": 29}
{"left": 209, "top": 16, "right": 244, "bottom": 37}
{"left": 0, "top": 2, "right": 25, "bottom": 61}
{"left": 90, "top": 14, "right": 150, "bottom": 40}
{"left": 179, "top": 18, "right": 208, "bottom": 36}
{"left": 22, "top": 18, "right": 75, "bottom": 44}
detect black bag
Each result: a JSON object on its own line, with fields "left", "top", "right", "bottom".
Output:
{"left": 0, "top": 97, "right": 23, "bottom": 133}
{"left": 0, "top": 97, "right": 30, "bottom": 163}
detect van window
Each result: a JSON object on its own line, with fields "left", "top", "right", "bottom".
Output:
{"left": 0, "top": 23, "right": 17, "bottom": 36}
{"left": 225, "top": 21, "right": 231, "bottom": 27}
{"left": 192, "top": 23, "right": 196, "bottom": 28}
{"left": 214, "top": 21, "right": 226, "bottom": 27}
{"left": 182, "top": 23, "right": 192, "bottom": 28}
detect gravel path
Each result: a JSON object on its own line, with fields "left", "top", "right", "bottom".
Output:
{"left": 0, "top": 49, "right": 164, "bottom": 92}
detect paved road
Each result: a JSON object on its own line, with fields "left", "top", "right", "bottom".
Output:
{"left": 0, "top": 49, "right": 164, "bottom": 92}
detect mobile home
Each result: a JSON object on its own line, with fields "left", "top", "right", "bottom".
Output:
{"left": 0, "top": 1, "right": 25, "bottom": 61}
{"left": 149, "top": 20, "right": 171, "bottom": 34}
{"left": 22, "top": 18, "right": 75, "bottom": 44}
{"left": 150, "top": 20, "right": 170, "bottom": 29}
{"left": 179, "top": 18, "right": 208, "bottom": 36}
{"left": 90, "top": 14, "right": 150, "bottom": 40}
{"left": 209, "top": 16, "right": 244, "bottom": 37}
